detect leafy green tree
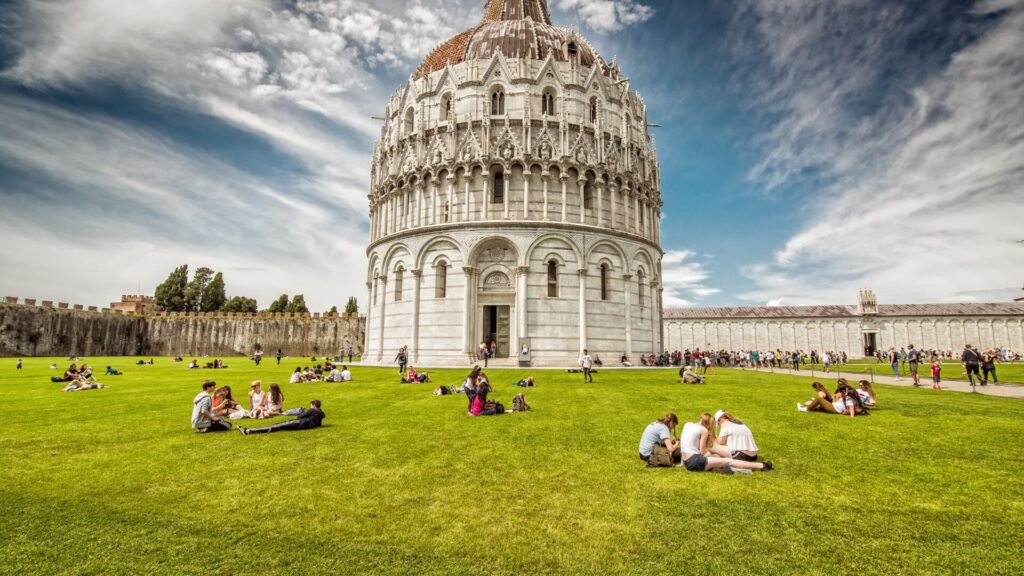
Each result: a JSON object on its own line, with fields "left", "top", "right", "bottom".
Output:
{"left": 287, "top": 294, "right": 309, "bottom": 314}
{"left": 154, "top": 265, "right": 189, "bottom": 312}
{"left": 329, "top": 305, "right": 338, "bottom": 314}
{"left": 184, "top": 267, "right": 214, "bottom": 311}
{"left": 223, "top": 296, "right": 257, "bottom": 313}
{"left": 268, "top": 294, "right": 289, "bottom": 313}
{"left": 201, "top": 272, "right": 227, "bottom": 312}
{"left": 344, "top": 296, "right": 358, "bottom": 314}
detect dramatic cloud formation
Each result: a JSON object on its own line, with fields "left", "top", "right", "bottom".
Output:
{"left": 660, "top": 250, "right": 719, "bottom": 307}
{"left": 556, "top": 0, "right": 655, "bottom": 32}
{"left": 735, "top": 0, "right": 1024, "bottom": 305}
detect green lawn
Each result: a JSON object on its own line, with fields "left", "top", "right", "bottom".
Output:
{"left": 1, "top": 357, "right": 1022, "bottom": 575}
{"left": 816, "top": 359, "right": 1024, "bottom": 384}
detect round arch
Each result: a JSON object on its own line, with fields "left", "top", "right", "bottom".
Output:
{"left": 524, "top": 232, "right": 583, "bottom": 268}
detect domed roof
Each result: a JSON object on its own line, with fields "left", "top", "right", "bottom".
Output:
{"left": 414, "top": 0, "right": 607, "bottom": 79}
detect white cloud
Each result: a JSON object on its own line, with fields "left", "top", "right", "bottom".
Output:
{"left": 734, "top": 0, "right": 1024, "bottom": 306}
{"left": 660, "top": 250, "right": 720, "bottom": 307}
{"left": 556, "top": 0, "right": 655, "bottom": 32}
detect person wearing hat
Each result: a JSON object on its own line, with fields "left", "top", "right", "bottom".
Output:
{"left": 678, "top": 365, "right": 705, "bottom": 384}
{"left": 712, "top": 410, "right": 760, "bottom": 462}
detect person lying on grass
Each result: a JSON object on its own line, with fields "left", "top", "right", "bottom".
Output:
{"left": 679, "top": 413, "right": 773, "bottom": 473}
{"left": 639, "top": 413, "right": 682, "bottom": 465}
{"left": 402, "top": 367, "right": 430, "bottom": 383}
{"left": 105, "top": 366, "right": 122, "bottom": 376}
{"left": 192, "top": 381, "right": 231, "bottom": 432}
{"left": 712, "top": 410, "right": 759, "bottom": 462}
{"left": 237, "top": 400, "right": 325, "bottom": 435}
{"left": 514, "top": 376, "right": 536, "bottom": 387}
{"left": 63, "top": 379, "right": 106, "bottom": 392}
{"left": 797, "top": 381, "right": 867, "bottom": 417}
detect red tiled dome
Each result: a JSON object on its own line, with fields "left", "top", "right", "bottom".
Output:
{"left": 414, "top": 0, "right": 606, "bottom": 79}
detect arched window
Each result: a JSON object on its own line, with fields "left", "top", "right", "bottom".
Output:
{"left": 590, "top": 97, "right": 598, "bottom": 123}
{"left": 394, "top": 267, "right": 404, "bottom": 302}
{"left": 491, "top": 89, "right": 505, "bottom": 115}
{"left": 443, "top": 202, "right": 450, "bottom": 223}
{"left": 441, "top": 93, "right": 453, "bottom": 123}
{"left": 637, "top": 270, "right": 646, "bottom": 308}
{"left": 542, "top": 90, "right": 556, "bottom": 116}
{"left": 583, "top": 182, "right": 593, "bottom": 209}
{"left": 600, "top": 264, "right": 609, "bottom": 301}
{"left": 435, "top": 262, "right": 447, "bottom": 298}
{"left": 492, "top": 171, "right": 505, "bottom": 204}
{"left": 404, "top": 108, "right": 415, "bottom": 136}
{"left": 547, "top": 260, "right": 558, "bottom": 297}
{"left": 568, "top": 42, "right": 578, "bottom": 59}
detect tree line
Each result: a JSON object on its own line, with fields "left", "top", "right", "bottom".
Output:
{"left": 154, "top": 265, "right": 358, "bottom": 314}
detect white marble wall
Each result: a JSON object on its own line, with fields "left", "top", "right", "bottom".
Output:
{"left": 663, "top": 316, "right": 1024, "bottom": 358}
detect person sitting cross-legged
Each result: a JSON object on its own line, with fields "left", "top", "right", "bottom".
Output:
{"left": 679, "top": 413, "right": 773, "bottom": 473}
{"left": 237, "top": 401, "right": 325, "bottom": 435}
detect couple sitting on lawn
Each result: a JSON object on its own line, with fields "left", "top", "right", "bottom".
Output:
{"left": 401, "top": 367, "right": 430, "bottom": 383}
{"left": 797, "top": 379, "right": 874, "bottom": 417}
{"left": 639, "top": 411, "right": 774, "bottom": 473}
{"left": 191, "top": 380, "right": 324, "bottom": 434}
{"left": 61, "top": 363, "right": 108, "bottom": 392}
{"left": 678, "top": 365, "right": 705, "bottom": 384}
{"left": 324, "top": 365, "right": 352, "bottom": 382}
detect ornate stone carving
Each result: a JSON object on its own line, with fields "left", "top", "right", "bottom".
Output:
{"left": 483, "top": 271, "right": 511, "bottom": 288}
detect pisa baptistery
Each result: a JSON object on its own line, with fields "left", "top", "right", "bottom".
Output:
{"left": 364, "top": 0, "right": 663, "bottom": 366}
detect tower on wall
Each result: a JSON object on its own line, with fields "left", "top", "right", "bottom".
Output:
{"left": 363, "top": 0, "right": 664, "bottom": 366}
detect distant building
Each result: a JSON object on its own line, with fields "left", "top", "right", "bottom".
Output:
{"left": 111, "top": 295, "right": 159, "bottom": 314}
{"left": 663, "top": 290, "right": 1024, "bottom": 357}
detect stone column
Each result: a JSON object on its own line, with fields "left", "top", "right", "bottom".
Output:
{"left": 522, "top": 170, "right": 531, "bottom": 220}
{"left": 503, "top": 172, "right": 510, "bottom": 219}
{"left": 430, "top": 181, "right": 439, "bottom": 225}
{"left": 578, "top": 177, "right": 587, "bottom": 224}
{"left": 623, "top": 273, "right": 633, "bottom": 358}
{"left": 651, "top": 280, "right": 661, "bottom": 352}
{"left": 376, "top": 274, "right": 387, "bottom": 361}
{"left": 446, "top": 176, "right": 455, "bottom": 224}
{"left": 516, "top": 265, "right": 529, "bottom": 350}
{"left": 364, "top": 281, "right": 373, "bottom": 355}
{"left": 634, "top": 196, "right": 640, "bottom": 233}
{"left": 597, "top": 182, "right": 605, "bottom": 227}
{"left": 560, "top": 175, "right": 568, "bottom": 222}
{"left": 609, "top": 184, "right": 618, "bottom": 229}
{"left": 578, "top": 268, "right": 588, "bottom": 353}
{"left": 624, "top": 191, "right": 631, "bottom": 233}
{"left": 462, "top": 267, "right": 476, "bottom": 354}
{"left": 542, "top": 173, "right": 549, "bottom": 220}
{"left": 414, "top": 185, "right": 422, "bottom": 227}
{"left": 463, "top": 176, "right": 471, "bottom": 222}
{"left": 411, "top": 269, "right": 422, "bottom": 362}
{"left": 481, "top": 173, "right": 489, "bottom": 221}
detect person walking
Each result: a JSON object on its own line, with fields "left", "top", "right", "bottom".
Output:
{"left": 275, "top": 349, "right": 283, "bottom": 365}
{"left": 395, "top": 347, "right": 408, "bottom": 374}
{"left": 347, "top": 346, "right": 353, "bottom": 363}
{"left": 888, "top": 347, "right": 900, "bottom": 379}
{"left": 961, "top": 344, "right": 983, "bottom": 387}
{"left": 479, "top": 342, "right": 489, "bottom": 368}
{"left": 16, "top": 359, "right": 22, "bottom": 370}
{"left": 982, "top": 349, "right": 998, "bottom": 384}
{"left": 906, "top": 344, "right": 921, "bottom": 387}
{"left": 580, "top": 349, "right": 594, "bottom": 383}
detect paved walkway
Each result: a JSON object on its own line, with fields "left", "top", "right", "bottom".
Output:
{"left": 730, "top": 366, "right": 1024, "bottom": 399}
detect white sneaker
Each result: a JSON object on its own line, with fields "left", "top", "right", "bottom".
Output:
{"left": 797, "top": 403, "right": 807, "bottom": 412}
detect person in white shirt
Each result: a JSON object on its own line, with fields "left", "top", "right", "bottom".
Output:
{"left": 822, "top": 352, "right": 832, "bottom": 372}
{"left": 340, "top": 366, "right": 352, "bottom": 381}
{"left": 678, "top": 413, "right": 773, "bottom": 473}
{"left": 288, "top": 367, "right": 303, "bottom": 384}
{"left": 325, "top": 367, "right": 343, "bottom": 382}
{"left": 579, "top": 349, "right": 594, "bottom": 383}
{"left": 713, "top": 410, "right": 759, "bottom": 462}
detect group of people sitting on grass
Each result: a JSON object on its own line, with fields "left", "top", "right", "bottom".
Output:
{"left": 289, "top": 366, "right": 322, "bottom": 383}
{"left": 56, "top": 363, "right": 110, "bottom": 392}
{"left": 190, "top": 380, "right": 325, "bottom": 434}
{"left": 453, "top": 366, "right": 531, "bottom": 416}
{"left": 797, "top": 379, "right": 874, "bottom": 417}
{"left": 639, "top": 411, "right": 773, "bottom": 473}
{"left": 401, "top": 367, "right": 431, "bottom": 383}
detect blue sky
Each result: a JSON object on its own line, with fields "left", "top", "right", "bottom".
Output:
{"left": 0, "top": 0, "right": 1021, "bottom": 311}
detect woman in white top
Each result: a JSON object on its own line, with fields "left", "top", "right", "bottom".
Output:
{"left": 248, "top": 380, "right": 267, "bottom": 419}
{"left": 713, "top": 410, "right": 759, "bottom": 462}
{"left": 289, "top": 367, "right": 303, "bottom": 384}
{"left": 678, "top": 413, "right": 773, "bottom": 473}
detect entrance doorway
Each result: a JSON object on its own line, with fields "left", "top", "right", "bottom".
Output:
{"left": 863, "top": 333, "right": 878, "bottom": 357}
{"left": 483, "top": 305, "right": 511, "bottom": 358}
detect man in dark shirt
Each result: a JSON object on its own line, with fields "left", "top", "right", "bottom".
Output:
{"left": 961, "top": 345, "right": 983, "bottom": 386}
{"left": 907, "top": 344, "right": 921, "bottom": 387}
{"left": 237, "top": 401, "right": 326, "bottom": 435}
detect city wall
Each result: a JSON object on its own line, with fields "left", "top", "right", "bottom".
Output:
{"left": 0, "top": 298, "right": 366, "bottom": 357}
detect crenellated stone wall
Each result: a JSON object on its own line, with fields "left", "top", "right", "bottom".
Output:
{"left": 0, "top": 299, "right": 366, "bottom": 357}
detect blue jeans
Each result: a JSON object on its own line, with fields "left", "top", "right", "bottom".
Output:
{"left": 891, "top": 363, "right": 899, "bottom": 377}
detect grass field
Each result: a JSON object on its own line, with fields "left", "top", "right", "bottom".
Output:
{"left": 2, "top": 357, "right": 1023, "bottom": 575}
{"left": 806, "top": 359, "right": 1024, "bottom": 384}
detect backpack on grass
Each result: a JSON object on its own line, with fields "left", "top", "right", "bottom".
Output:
{"left": 647, "top": 443, "right": 674, "bottom": 468}
{"left": 511, "top": 393, "right": 530, "bottom": 412}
